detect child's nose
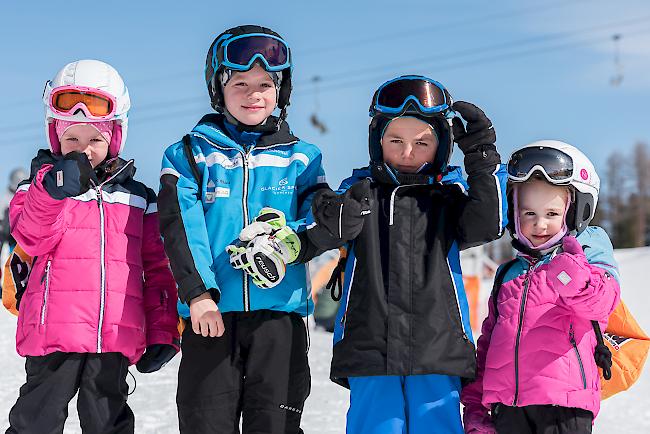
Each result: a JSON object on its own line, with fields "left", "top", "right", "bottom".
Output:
{"left": 402, "top": 144, "right": 414, "bottom": 159}
{"left": 248, "top": 89, "right": 263, "bottom": 99}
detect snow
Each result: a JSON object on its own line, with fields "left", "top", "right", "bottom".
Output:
{"left": 0, "top": 247, "right": 647, "bottom": 433}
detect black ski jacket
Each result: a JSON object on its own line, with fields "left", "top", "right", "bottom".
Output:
{"left": 302, "top": 146, "right": 507, "bottom": 387}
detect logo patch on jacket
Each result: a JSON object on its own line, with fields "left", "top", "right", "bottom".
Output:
{"left": 260, "top": 177, "right": 295, "bottom": 195}
{"left": 205, "top": 180, "right": 230, "bottom": 203}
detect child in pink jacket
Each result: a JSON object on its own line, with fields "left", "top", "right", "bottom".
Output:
{"left": 461, "top": 141, "right": 620, "bottom": 434}
{"left": 6, "top": 60, "right": 179, "bottom": 434}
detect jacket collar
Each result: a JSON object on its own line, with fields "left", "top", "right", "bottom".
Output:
{"left": 192, "top": 113, "right": 299, "bottom": 150}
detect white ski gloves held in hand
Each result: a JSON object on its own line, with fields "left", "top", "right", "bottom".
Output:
{"left": 226, "top": 208, "right": 301, "bottom": 289}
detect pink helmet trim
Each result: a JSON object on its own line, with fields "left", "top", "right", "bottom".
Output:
{"left": 109, "top": 124, "right": 123, "bottom": 157}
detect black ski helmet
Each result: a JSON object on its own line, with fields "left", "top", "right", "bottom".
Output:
{"left": 205, "top": 25, "right": 293, "bottom": 120}
{"left": 368, "top": 76, "right": 455, "bottom": 182}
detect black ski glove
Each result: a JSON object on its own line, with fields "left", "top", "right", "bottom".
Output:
{"left": 451, "top": 101, "right": 496, "bottom": 154}
{"left": 135, "top": 344, "right": 178, "bottom": 373}
{"left": 42, "top": 152, "right": 97, "bottom": 200}
{"left": 312, "top": 179, "right": 373, "bottom": 241}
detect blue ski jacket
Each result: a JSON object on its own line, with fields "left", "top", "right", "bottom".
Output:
{"left": 158, "top": 114, "right": 327, "bottom": 317}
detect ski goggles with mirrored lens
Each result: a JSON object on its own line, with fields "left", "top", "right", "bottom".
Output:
{"left": 221, "top": 33, "right": 290, "bottom": 72}
{"left": 507, "top": 146, "right": 574, "bottom": 184}
{"left": 49, "top": 85, "right": 116, "bottom": 120}
{"left": 371, "top": 76, "right": 452, "bottom": 116}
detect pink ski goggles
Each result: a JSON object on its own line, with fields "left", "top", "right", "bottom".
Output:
{"left": 48, "top": 85, "right": 117, "bottom": 121}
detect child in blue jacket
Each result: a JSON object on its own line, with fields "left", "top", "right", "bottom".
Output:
{"left": 158, "top": 25, "right": 326, "bottom": 434}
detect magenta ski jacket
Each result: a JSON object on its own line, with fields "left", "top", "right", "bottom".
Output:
{"left": 461, "top": 227, "right": 620, "bottom": 433}
{"left": 9, "top": 151, "right": 179, "bottom": 365}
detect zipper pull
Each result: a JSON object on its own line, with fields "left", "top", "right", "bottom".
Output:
{"left": 95, "top": 186, "right": 102, "bottom": 206}
{"left": 569, "top": 323, "right": 575, "bottom": 342}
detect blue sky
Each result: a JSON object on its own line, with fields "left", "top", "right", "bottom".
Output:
{"left": 1, "top": 0, "right": 649, "bottom": 193}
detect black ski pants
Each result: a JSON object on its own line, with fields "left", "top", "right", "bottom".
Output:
{"left": 6, "top": 352, "right": 134, "bottom": 434}
{"left": 177, "top": 310, "right": 310, "bottom": 434}
{"left": 492, "top": 403, "right": 593, "bottom": 434}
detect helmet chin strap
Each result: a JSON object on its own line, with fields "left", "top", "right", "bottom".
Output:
{"left": 513, "top": 186, "right": 572, "bottom": 251}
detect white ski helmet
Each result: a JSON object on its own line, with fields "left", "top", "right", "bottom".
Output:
{"left": 506, "top": 140, "right": 600, "bottom": 234}
{"left": 43, "top": 59, "right": 131, "bottom": 157}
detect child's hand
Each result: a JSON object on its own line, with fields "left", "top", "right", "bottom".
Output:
{"left": 451, "top": 101, "right": 496, "bottom": 154}
{"left": 42, "top": 152, "right": 97, "bottom": 200}
{"left": 238, "top": 208, "right": 301, "bottom": 264}
{"left": 226, "top": 236, "right": 288, "bottom": 289}
{"left": 135, "top": 344, "right": 178, "bottom": 373}
{"left": 312, "top": 179, "right": 372, "bottom": 241}
{"left": 546, "top": 236, "right": 591, "bottom": 298}
{"left": 189, "top": 293, "right": 225, "bottom": 337}
{"left": 225, "top": 208, "right": 301, "bottom": 288}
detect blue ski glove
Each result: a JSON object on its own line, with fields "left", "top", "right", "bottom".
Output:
{"left": 135, "top": 344, "right": 178, "bottom": 373}
{"left": 42, "top": 152, "right": 97, "bottom": 200}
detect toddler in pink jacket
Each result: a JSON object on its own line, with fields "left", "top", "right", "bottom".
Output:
{"left": 6, "top": 60, "right": 179, "bottom": 434}
{"left": 461, "top": 141, "right": 620, "bottom": 434}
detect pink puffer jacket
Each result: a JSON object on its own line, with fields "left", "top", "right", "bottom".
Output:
{"left": 462, "top": 227, "right": 620, "bottom": 433}
{"left": 9, "top": 151, "right": 179, "bottom": 365}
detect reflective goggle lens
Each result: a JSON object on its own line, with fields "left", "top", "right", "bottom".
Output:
{"left": 225, "top": 35, "right": 289, "bottom": 69}
{"left": 507, "top": 147, "right": 574, "bottom": 181}
{"left": 52, "top": 91, "right": 113, "bottom": 117}
{"left": 376, "top": 78, "right": 448, "bottom": 112}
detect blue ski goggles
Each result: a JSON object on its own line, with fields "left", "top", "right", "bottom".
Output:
{"left": 370, "top": 76, "right": 453, "bottom": 117}
{"left": 218, "top": 33, "right": 290, "bottom": 72}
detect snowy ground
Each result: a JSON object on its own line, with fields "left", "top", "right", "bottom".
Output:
{"left": 0, "top": 247, "right": 647, "bottom": 433}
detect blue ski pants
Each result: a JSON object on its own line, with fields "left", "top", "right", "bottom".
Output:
{"left": 346, "top": 374, "right": 463, "bottom": 434}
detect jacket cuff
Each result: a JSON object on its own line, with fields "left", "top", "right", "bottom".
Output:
{"left": 146, "top": 329, "right": 181, "bottom": 351}
{"left": 181, "top": 286, "right": 221, "bottom": 305}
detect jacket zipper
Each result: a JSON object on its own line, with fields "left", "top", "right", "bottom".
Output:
{"left": 242, "top": 149, "right": 251, "bottom": 311}
{"left": 570, "top": 324, "right": 588, "bottom": 389}
{"left": 94, "top": 161, "right": 133, "bottom": 353}
{"left": 96, "top": 186, "right": 106, "bottom": 352}
{"left": 513, "top": 260, "right": 537, "bottom": 405}
{"left": 40, "top": 260, "right": 52, "bottom": 325}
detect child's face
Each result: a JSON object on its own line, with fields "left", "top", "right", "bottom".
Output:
{"left": 517, "top": 179, "right": 569, "bottom": 247}
{"left": 381, "top": 117, "right": 438, "bottom": 173}
{"left": 59, "top": 124, "right": 109, "bottom": 167}
{"left": 223, "top": 64, "right": 277, "bottom": 126}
